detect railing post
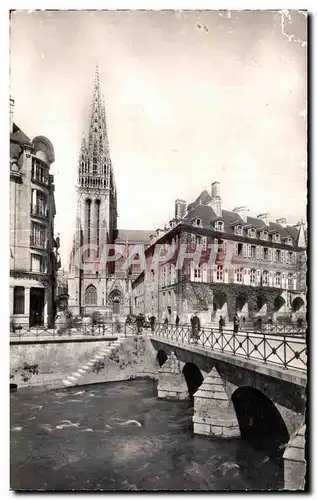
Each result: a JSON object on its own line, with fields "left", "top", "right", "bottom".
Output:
{"left": 262, "top": 331, "right": 266, "bottom": 363}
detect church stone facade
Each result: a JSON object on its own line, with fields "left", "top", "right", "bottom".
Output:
{"left": 68, "top": 68, "right": 152, "bottom": 320}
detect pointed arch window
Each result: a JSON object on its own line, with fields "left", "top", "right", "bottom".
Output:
{"left": 85, "top": 285, "right": 97, "bottom": 305}
{"left": 93, "top": 153, "right": 98, "bottom": 175}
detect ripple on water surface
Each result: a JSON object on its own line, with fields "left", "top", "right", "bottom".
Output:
{"left": 10, "top": 379, "right": 284, "bottom": 491}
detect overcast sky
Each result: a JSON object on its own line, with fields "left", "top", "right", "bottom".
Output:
{"left": 10, "top": 9, "right": 307, "bottom": 267}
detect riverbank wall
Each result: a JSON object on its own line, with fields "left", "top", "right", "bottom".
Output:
{"left": 10, "top": 335, "right": 159, "bottom": 390}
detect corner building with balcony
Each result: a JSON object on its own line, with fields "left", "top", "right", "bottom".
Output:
{"left": 132, "top": 182, "right": 307, "bottom": 326}
{"left": 10, "top": 100, "right": 61, "bottom": 328}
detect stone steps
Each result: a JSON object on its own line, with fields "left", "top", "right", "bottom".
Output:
{"left": 61, "top": 336, "right": 125, "bottom": 388}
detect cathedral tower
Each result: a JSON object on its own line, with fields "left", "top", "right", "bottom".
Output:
{"left": 77, "top": 64, "right": 117, "bottom": 253}
{"left": 68, "top": 66, "right": 118, "bottom": 316}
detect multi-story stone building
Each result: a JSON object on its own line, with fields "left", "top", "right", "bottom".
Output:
{"left": 132, "top": 182, "right": 307, "bottom": 325}
{"left": 68, "top": 68, "right": 152, "bottom": 319}
{"left": 10, "top": 99, "right": 61, "bottom": 328}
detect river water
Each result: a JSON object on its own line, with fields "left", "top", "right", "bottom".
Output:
{"left": 10, "top": 379, "right": 283, "bottom": 491}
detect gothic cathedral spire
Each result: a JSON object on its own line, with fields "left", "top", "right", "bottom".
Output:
{"left": 78, "top": 64, "right": 112, "bottom": 190}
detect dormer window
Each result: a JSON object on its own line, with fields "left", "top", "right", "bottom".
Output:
{"left": 214, "top": 221, "right": 224, "bottom": 232}
{"left": 193, "top": 218, "right": 201, "bottom": 227}
{"left": 234, "top": 225, "right": 243, "bottom": 236}
{"left": 274, "top": 233, "right": 281, "bottom": 243}
{"left": 285, "top": 237, "right": 293, "bottom": 246}
{"left": 261, "top": 231, "right": 268, "bottom": 241}
{"left": 248, "top": 228, "right": 256, "bottom": 239}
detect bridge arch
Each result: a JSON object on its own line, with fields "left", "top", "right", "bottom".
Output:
{"left": 232, "top": 386, "right": 289, "bottom": 451}
{"left": 183, "top": 362, "right": 204, "bottom": 400}
{"left": 157, "top": 349, "right": 168, "bottom": 367}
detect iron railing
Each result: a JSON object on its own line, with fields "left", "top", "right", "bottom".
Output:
{"left": 240, "top": 322, "right": 306, "bottom": 336}
{"left": 30, "top": 204, "right": 48, "bottom": 219}
{"left": 152, "top": 324, "right": 307, "bottom": 373}
{"left": 10, "top": 321, "right": 140, "bottom": 340}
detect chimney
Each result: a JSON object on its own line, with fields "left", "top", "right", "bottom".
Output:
{"left": 276, "top": 217, "right": 287, "bottom": 228}
{"left": 10, "top": 98, "right": 14, "bottom": 134}
{"left": 257, "top": 213, "right": 270, "bottom": 225}
{"left": 156, "top": 228, "right": 164, "bottom": 239}
{"left": 210, "top": 181, "right": 222, "bottom": 217}
{"left": 211, "top": 181, "right": 220, "bottom": 198}
{"left": 233, "top": 206, "right": 249, "bottom": 223}
{"left": 175, "top": 199, "right": 187, "bottom": 220}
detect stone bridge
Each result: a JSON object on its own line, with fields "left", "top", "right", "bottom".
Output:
{"left": 149, "top": 335, "right": 307, "bottom": 491}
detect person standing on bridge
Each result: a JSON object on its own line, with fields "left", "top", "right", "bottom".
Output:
{"left": 191, "top": 313, "right": 201, "bottom": 343}
{"left": 219, "top": 315, "right": 225, "bottom": 333}
{"left": 175, "top": 315, "right": 180, "bottom": 327}
{"left": 233, "top": 314, "right": 240, "bottom": 334}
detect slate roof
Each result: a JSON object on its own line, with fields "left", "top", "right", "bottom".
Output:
{"left": 10, "top": 123, "right": 31, "bottom": 146}
{"left": 181, "top": 189, "right": 301, "bottom": 246}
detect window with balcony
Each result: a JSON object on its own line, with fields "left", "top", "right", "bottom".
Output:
{"left": 263, "top": 271, "right": 269, "bottom": 285}
{"left": 31, "top": 254, "right": 47, "bottom": 273}
{"left": 276, "top": 250, "right": 281, "bottom": 262}
{"left": 13, "top": 286, "right": 24, "bottom": 314}
{"left": 31, "top": 158, "right": 49, "bottom": 185}
{"left": 30, "top": 222, "right": 47, "bottom": 249}
{"left": 275, "top": 273, "right": 281, "bottom": 287}
{"left": 286, "top": 251, "right": 291, "bottom": 264}
{"left": 214, "top": 221, "right": 224, "bottom": 232}
{"left": 31, "top": 189, "right": 48, "bottom": 218}
{"left": 235, "top": 225, "right": 243, "bottom": 236}
{"left": 263, "top": 247, "right": 269, "bottom": 260}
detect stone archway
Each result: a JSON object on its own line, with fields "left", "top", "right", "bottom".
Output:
{"left": 212, "top": 292, "right": 228, "bottom": 320}
{"left": 108, "top": 289, "right": 124, "bottom": 317}
{"left": 274, "top": 295, "right": 286, "bottom": 312}
{"left": 292, "top": 297, "right": 305, "bottom": 312}
{"left": 235, "top": 294, "right": 248, "bottom": 317}
{"left": 255, "top": 295, "right": 267, "bottom": 316}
